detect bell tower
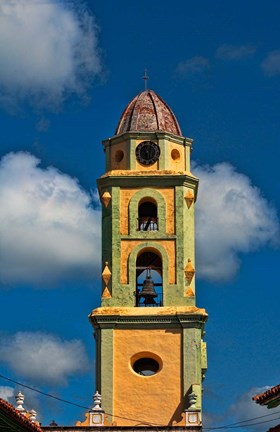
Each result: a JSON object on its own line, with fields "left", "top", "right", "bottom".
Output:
{"left": 89, "top": 90, "right": 207, "bottom": 428}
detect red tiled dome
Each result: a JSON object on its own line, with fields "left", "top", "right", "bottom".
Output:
{"left": 115, "top": 90, "right": 182, "bottom": 136}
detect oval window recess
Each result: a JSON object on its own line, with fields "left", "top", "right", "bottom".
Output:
{"left": 132, "top": 355, "right": 161, "bottom": 377}
{"left": 171, "top": 149, "right": 180, "bottom": 161}
{"left": 115, "top": 150, "right": 124, "bottom": 163}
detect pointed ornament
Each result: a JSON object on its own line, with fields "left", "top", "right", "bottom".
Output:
{"left": 184, "top": 258, "right": 195, "bottom": 284}
{"left": 184, "top": 189, "right": 194, "bottom": 208}
{"left": 102, "top": 262, "right": 111, "bottom": 285}
{"left": 29, "top": 410, "right": 37, "bottom": 423}
{"left": 185, "top": 287, "right": 195, "bottom": 297}
{"left": 102, "top": 287, "right": 111, "bottom": 299}
{"left": 15, "top": 392, "right": 25, "bottom": 413}
{"left": 101, "top": 191, "right": 111, "bottom": 208}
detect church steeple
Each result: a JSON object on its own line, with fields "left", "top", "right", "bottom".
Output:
{"left": 89, "top": 89, "right": 207, "bottom": 429}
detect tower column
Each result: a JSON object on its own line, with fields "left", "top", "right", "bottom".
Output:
{"left": 90, "top": 89, "right": 207, "bottom": 429}
{"left": 182, "top": 326, "right": 204, "bottom": 410}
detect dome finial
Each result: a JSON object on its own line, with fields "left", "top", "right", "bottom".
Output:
{"left": 143, "top": 68, "right": 149, "bottom": 90}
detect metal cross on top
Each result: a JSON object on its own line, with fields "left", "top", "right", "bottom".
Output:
{"left": 143, "top": 68, "right": 149, "bottom": 90}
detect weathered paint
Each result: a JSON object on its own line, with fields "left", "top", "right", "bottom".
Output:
{"left": 90, "top": 90, "right": 207, "bottom": 428}
{"left": 120, "top": 187, "right": 174, "bottom": 235}
{"left": 110, "top": 141, "right": 128, "bottom": 171}
{"left": 115, "top": 90, "right": 182, "bottom": 136}
{"left": 120, "top": 240, "right": 176, "bottom": 285}
{"left": 103, "top": 131, "right": 192, "bottom": 173}
{"left": 113, "top": 328, "right": 183, "bottom": 426}
{"left": 90, "top": 306, "right": 207, "bottom": 426}
{"left": 91, "top": 305, "right": 207, "bottom": 316}
{"left": 135, "top": 159, "right": 159, "bottom": 171}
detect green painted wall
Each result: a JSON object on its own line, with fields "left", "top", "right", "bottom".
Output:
{"left": 98, "top": 174, "right": 198, "bottom": 308}
{"left": 100, "top": 328, "right": 113, "bottom": 422}
{"left": 91, "top": 130, "right": 207, "bottom": 425}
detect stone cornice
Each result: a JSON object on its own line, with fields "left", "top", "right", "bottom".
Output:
{"left": 120, "top": 234, "right": 176, "bottom": 241}
{"left": 102, "top": 131, "right": 193, "bottom": 148}
{"left": 91, "top": 306, "right": 207, "bottom": 316}
{"left": 89, "top": 307, "right": 208, "bottom": 329}
{"left": 97, "top": 172, "right": 199, "bottom": 198}
{"left": 99, "top": 169, "right": 197, "bottom": 179}
{"left": 43, "top": 427, "right": 201, "bottom": 431}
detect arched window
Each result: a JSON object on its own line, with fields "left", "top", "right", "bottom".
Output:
{"left": 135, "top": 251, "right": 163, "bottom": 307}
{"left": 138, "top": 199, "right": 158, "bottom": 231}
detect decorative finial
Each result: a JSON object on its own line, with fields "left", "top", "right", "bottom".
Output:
{"left": 86, "top": 391, "right": 105, "bottom": 426}
{"left": 29, "top": 410, "right": 37, "bottom": 423}
{"left": 187, "top": 391, "right": 198, "bottom": 409}
{"left": 92, "top": 391, "right": 102, "bottom": 411}
{"left": 143, "top": 68, "right": 149, "bottom": 90}
{"left": 15, "top": 392, "right": 25, "bottom": 413}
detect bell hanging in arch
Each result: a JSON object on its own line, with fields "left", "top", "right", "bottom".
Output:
{"left": 139, "top": 268, "right": 158, "bottom": 305}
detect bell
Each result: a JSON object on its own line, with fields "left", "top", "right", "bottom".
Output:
{"left": 139, "top": 269, "right": 158, "bottom": 305}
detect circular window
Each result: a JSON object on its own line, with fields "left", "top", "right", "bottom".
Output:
{"left": 133, "top": 357, "right": 160, "bottom": 376}
{"left": 171, "top": 149, "right": 180, "bottom": 161}
{"left": 115, "top": 150, "right": 124, "bottom": 163}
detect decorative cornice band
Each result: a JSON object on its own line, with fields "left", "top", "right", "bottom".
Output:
{"left": 90, "top": 314, "right": 207, "bottom": 330}
{"left": 97, "top": 174, "right": 199, "bottom": 191}
{"left": 102, "top": 131, "right": 193, "bottom": 147}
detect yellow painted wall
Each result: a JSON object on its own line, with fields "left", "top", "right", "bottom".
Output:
{"left": 120, "top": 189, "right": 134, "bottom": 234}
{"left": 113, "top": 328, "right": 184, "bottom": 426}
{"left": 164, "top": 188, "right": 175, "bottom": 234}
{"left": 168, "top": 142, "right": 185, "bottom": 171}
{"left": 110, "top": 141, "right": 127, "bottom": 170}
{"left": 120, "top": 240, "right": 176, "bottom": 284}
{"left": 120, "top": 188, "right": 175, "bottom": 235}
{"left": 135, "top": 159, "right": 158, "bottom": 171}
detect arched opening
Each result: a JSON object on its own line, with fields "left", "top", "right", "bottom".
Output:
{"left": 135, "top": 250, "right": 163, "bottom": 307}
{"left": 138, "top": 199, "right": 158, "bottom": 231}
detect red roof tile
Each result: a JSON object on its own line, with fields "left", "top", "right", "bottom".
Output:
{"left": 116, "top": 90, "right": 182, "bottom": 136}
{"left": 253, "top": 384, "right": 280, "bottom": 405}
{"left": 0, "top": 398, "right": 42, "bottom": 431}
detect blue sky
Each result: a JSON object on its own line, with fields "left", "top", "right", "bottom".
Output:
{"left": 0, "top": 0, "right": 280, "bottom": 430}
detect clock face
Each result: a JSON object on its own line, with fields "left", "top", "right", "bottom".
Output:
{"left": 135, "top": 141, "right": 160, "bottom": 165}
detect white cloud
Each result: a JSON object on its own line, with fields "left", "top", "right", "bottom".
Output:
{"left": 0, "top": 385, "right": 41, "bottom": 419}
{"left": 0, "top": 152, "right": 101, "bottom": 286}
{"left": 261, "top": 50, "right": 280, "bottom": 76}
{"left": 194, "top": 163, "right": 279, "bottom": 282}
{"left": 230, "top": 387, "right": 280, "bottom": 431}
{"left": 175, "top": 56, "right": 210, "bottom": 75}
{"left": 0, "top": 385, "right": 38, "bottom": 414}
{"left": 1, "top": 153, "right": 278, "bottom": 287}
{"left": 216, "top": 44, "right": 256, "bottom": 60}
{"left": 0, "top": 332, "right": 89, "bottom": 385}
{"left": 0, "top": 386, "right": 14, "bottom": 402}
{"left": 0, "top": 0, "right": 101, "bottom": 112}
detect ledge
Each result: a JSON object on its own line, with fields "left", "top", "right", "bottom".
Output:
{"left": 100, "top": 170, "right": 197, "bottom": 179}
{"left": 43, "top": 427, "right": 201, "bottom": 432}
{"left": 90, "top": 306, "right": 207, "bottom": 317}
